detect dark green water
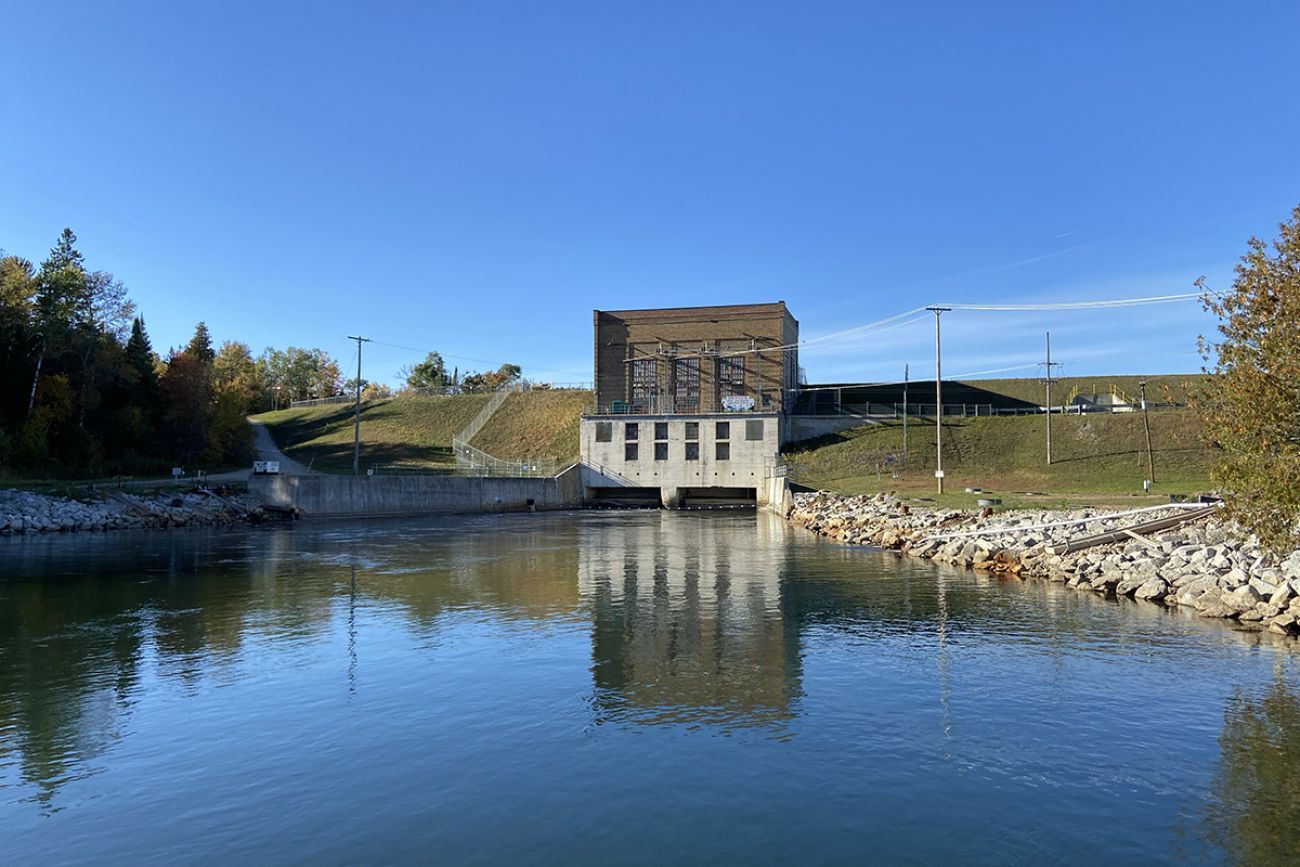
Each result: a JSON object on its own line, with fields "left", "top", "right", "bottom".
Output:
{"left": 2, "top": 511, "right": 1298, "bottom": 865}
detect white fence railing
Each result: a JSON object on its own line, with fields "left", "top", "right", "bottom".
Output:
{"left": 450, "top": 438, "right": 558, "bottom": 478}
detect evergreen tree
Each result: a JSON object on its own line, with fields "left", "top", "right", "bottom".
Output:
{"left": 125, "top": 317, "right": 157, "bottom": 389}
{"left": 185, "top": 321, "right": 216, "bottom": 365}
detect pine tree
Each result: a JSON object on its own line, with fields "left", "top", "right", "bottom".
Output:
{"left": 125, "top": 318, "right": 155, "bottom": 383}
{"left": 185, "top": 321, "right": 216, "bottom": 365}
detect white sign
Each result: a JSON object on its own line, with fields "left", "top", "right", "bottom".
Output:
{"left": 253, "top": 461, "right": 281, "bottom": 475}
{"left": 934, "top": 470, "right": 945, "bottom": 478}
{"left": 721, "top": 395, "right": 756, "bottom": 412}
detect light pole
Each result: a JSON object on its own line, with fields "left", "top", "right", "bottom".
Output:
{"left": 926, "top": 307, "right": 951, "bottom": 494}
{"left": 348, "top": 335, "right": 371, "bottom": 476}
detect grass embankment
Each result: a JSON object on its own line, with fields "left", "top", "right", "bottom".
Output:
{"left": 783, "top": 410, "right": 1215, "bottom": 509}
{"left": 469, "top": 390, "right": 590, "bottom": 466}
{"left": 254, "top": 389, "right": 591, "bottom": 473}
{"left": 254, "top": 395, "right": 490, "bottom": 473}
{"left": 959, "top": 373, "right": 1203, "bottom": 405}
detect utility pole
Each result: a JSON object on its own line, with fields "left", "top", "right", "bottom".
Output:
{"left": 348, "top": 335, "right": 371, "bottom": 476}
{"left": 1042, "top": 332, "right": 1060, "bottom": 465}
{"left": 926, "top": 307, "right": 950, "bottom": 493}
{"left": 902, "top": 363, "right": 909, "bottom": 467}
{"left": 1139, "top": 379, "right": 1155, "bottom": 485}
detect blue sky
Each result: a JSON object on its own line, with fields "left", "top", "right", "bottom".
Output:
{"left": 2, "top": 1, "right": 1297, "bottom": 386}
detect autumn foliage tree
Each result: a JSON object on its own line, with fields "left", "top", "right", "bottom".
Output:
{"left": 1196, "top": 205, "right": 1300, "bottom": 552}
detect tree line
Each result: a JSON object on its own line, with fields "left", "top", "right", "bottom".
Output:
{"left": 0, "top": 230, "right": 344, "bottom": 476}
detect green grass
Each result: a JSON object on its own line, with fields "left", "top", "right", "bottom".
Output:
{"left": 959, "top": 373, "right": 1204, "bottom": 406}
{"left": 469, "top": 389, "right": 591, "bottom": 466}
{"left": 252, "top": 390, "right": 593, "bottom": 473}
{"left": 783, "top": 410, "right": 1216, "bottom": 509}
{"left": 253, "top": 395, "right": 491, "bottom": 473}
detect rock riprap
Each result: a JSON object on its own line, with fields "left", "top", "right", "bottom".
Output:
{"left": 0, "top": 488, "right": 261, "bottom": 534}
{"left": 788, "top": 491, "right": 1300, "bottom": 639}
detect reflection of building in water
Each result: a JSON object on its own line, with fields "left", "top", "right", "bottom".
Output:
{"left": 578, "top": 513, "right": 801, "bottom": 727}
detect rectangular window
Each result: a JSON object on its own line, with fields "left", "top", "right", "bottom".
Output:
{"left": 685, "top": 442, "right": 699, "bottom": 461}
{"left": 715, "top": 442, "right": 730, "bottom": 461}
{"left": 745, "top": 419, "right": 764, "bottom": 441}
{"left": 595, "top": 421, "right": 612, "bottom": 442}
{"left": 631, "top": 358, "right": 656, "bottom": 413}
{"left": 674, "top": 357, "right": 700, "bottom": 413}
{"left": 719, "top": 356, "right": 745, "bottom": 398}
{"left": 716, "top": 421, "right": 730, "bottom": 440}
{"left": 625, "top": 442, "right": 639, "bottom": 461}
{"left": 684, "top": 421, "right": 699, "bottom": 440}
{"left": 654, "top": 422, "right": 668, "bottom": 441}
{"left": 654, "top": 442, "right": 668, "bottom": 461}
{"left": 624, "top": 422, "right": 639, "bottom": 441}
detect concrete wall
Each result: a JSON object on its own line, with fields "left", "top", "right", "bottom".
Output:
{"left": 784, "top": 414, "right": 880, "bottom": 443}
{"left": 763, "top": 475, "right": 794, "bottom": 517}
{"left": 250, "top": 465, "right": 584, "bottom": 518}
{"left": 580, "top": 414, "right": 780, "bottom": 506}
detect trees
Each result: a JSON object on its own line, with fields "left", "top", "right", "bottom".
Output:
{"left": 404, "top": 351, "right": 447, "bottom": 389}
{"left": 460, "top": 363, "right": 522, "bottom": 393}
{"left": 1197, "top": 205, "right": 1300, "bottom": 551}
{"left": 255, "top": 346, "right": 343, "bottom": 408}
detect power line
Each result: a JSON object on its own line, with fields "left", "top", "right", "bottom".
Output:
{"left": 941, "top": 292, "right": 1201, "bottom": 311}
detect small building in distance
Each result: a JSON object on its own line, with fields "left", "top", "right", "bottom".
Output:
{"left": 581, "top": 302, "right": 799, "bottom": 508}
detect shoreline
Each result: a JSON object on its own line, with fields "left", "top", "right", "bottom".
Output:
{"left": 0, "top": 487, "right": 265, "bottom": 534}
{"left": 788, "top": 491, "right": 1300, "bottom": 640}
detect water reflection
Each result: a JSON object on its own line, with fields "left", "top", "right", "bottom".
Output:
{"left": 1, "top": 511, "right": 1299, "bottom": 867}
{"left": 579, "top": 512, "right": 800, "bottom": 728}
{"left": 1192, "top": 669, "right": 1300, "bottom": 865}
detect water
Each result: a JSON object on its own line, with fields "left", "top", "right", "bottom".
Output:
{"left": 2, "top": 511, "right": 1298, "bottom": 865}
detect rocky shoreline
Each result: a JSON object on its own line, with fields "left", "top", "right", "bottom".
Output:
{"left": 0, "top": 487, "right": 266, "bottom": 535}
{"left": 789, "top": 491, "right": 1300, "bottom": 639}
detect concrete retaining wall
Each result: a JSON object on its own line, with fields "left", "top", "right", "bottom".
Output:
{"left": 250, "top": 466, "right": 584, "bottom": 518}
{"left": 784, "top": 414, "right": 879, "bottom": 443}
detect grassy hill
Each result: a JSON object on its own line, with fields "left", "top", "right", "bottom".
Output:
{"left": 253, "top": 394, "right": 491, "bottom": 473}
{"left": 469, "top": 389, "right": 591, "bottom": 466}
{"left": 783, "top": 410, "right": 1216, "bottom": 508}
{"left": 958, "top": 373, "right": 1204, "bottom": 406}
{"left": 253, "top": 389, "right": 591, "bottom": 473}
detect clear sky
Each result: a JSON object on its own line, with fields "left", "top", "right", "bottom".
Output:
{"left": 2, "top": 1, "right": 1298, "bottom": 387}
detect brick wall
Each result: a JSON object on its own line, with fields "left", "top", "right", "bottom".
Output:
{"left": 593, "top": 302, "right": 798, "bottom": 413}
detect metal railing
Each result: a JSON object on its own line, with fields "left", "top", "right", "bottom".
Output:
{"left": 287, "top": 394, "right": 355, "bottom": 408}
{"left": 451, "top": 439, "right": 558, "bottom": 477}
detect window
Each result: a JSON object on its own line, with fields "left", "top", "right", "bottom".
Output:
{"left": 685, "top": 442, "right": 699, "bottom": 461}
{"left": 595, "top": 421, "right": 612, "bottom": 442}
{"left": 624, "top": 422, "right": 639, "bottom": 441}
{"left": 745, "top": 419, "right": 764, "bottom": 441}
{"left": 719, "top": 356, "right": 745, "bottom": 398}
{"left": 654, "top": 442, "right": 668, "bottom": 461}
{"left": 654, "top": 422, "right": 668, "bottom": 441}
{"left": 684, "top": 421, "right": 699, "bottom": 440}
{"left": 716, "top": 442, "right": 730, "bottom": 460}
{"left": 716, "top": 421, "right": 730, "bottom": 440}
{"left": 631, "top": 359, "right": 656, "bottom": 413}
{"left": 674, "top": 357, "right": 700, "bottom": 413}
{"left": 625, "top": 442, "right": 639, "bottom": 461}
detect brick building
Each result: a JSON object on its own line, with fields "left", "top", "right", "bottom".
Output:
{"left": 592, "top": 302, "right": 800, "bottom": 415}
{"left": 581, "top": 302, "right": 800, "bottom": 507}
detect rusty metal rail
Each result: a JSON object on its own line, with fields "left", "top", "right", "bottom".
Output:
{"left": 1051, "top": 504, "right": 1220, "bottom": 556}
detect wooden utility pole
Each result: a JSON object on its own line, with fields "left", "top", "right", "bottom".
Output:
{"left": 1042, "top": 332, "right": 1060, "bottom": 465}
{"left": 348, "top": 335, "right": 371, "bottom": 476}
{"left": 902, "top": 363, "right": 909, "bottom": 467}
{"left": 926, "top": 307, "right": 950, "bottom": 493}
{"left": 1139, "top": 379, "right": 1155, "bottom": 484}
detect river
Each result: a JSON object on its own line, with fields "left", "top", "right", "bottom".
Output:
{"left": 2, "top": 511, "right": 1297, "bottom": 864}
